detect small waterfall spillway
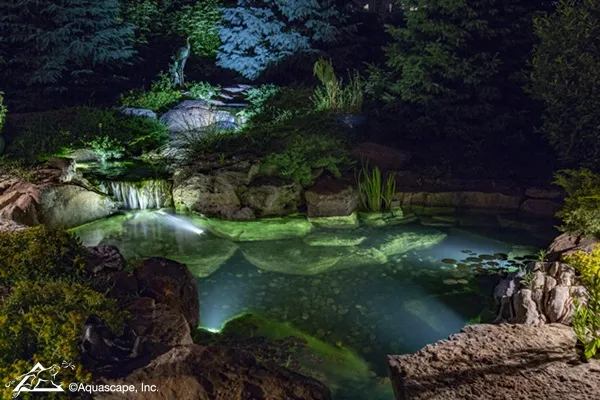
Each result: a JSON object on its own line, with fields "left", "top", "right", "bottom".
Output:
{"left": 99, "top": 179, "right": 172, "bottom": 210}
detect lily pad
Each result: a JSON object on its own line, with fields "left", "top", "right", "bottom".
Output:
{"left": 479, "top": 254, "right": 495, "bottom": 260}
{"left": 441, "top": 258, "right": 457, "bottom": 264}
{"left": 486, "top": 261, "right": 500, "bottom": 267}
{"left": 460, "top": 249, "right": 474, "bottom": 254}
{"left": 493, "top": 253, "right": 508, "bottom": 260}
{"left": 466, "top": 257, "right": 482, "bottom": 262}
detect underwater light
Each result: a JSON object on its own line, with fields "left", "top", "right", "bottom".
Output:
{"left": 205, "top": 328, "right": 221, "bottom": 333}
{"left": 155, "top": 210, "right": 204, "bottom": 235}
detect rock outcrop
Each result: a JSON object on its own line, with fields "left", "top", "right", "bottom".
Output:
{"left": 388, "top": 323, "right": 600, "bottom": 400}
{"left": 95, "top": 345, "right": 332, "bottom": 400}
{"left": 494, "top": 261, "right": 586, "bottom": 325}
{"left": 546, "top": 232, "right": 600, "bottom": 262}
{"left": 0, "top": 159, "right": 118, "bottom": 228}
{"left": 305, "top": 177, "right": 358, "bottom": 218}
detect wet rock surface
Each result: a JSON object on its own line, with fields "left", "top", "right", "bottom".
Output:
{"left": 546, "top": 232, "right": 600, "bottom": 262}
{"left": 94, "top": 344, "right": 332, "bottom": 400}
{"left": 388, "top": 323, "right": 600, "bottom": 400}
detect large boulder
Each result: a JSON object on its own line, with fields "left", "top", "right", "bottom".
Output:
{"left": 39, "top": 185, "right": 119, "bottom": 229}
{"left": 94, "top": 344, "right": 331, "bottom": 400}
{"left": 546, "top": 232, "right": 600, "bottom": 262}
{"left": 238, "top": 177, "right": 303, "bottom": 217}
{"left": 124, "top": 297, "right": 194, "bottom": 347}
{"left": 304, "top": 177, "right": 358, "bottom": 218}
{"left": 493, "top": 261, "right": 586, "bottom": 325}
{"left": 160, "top": 100, "right": 236, "bottom": 134}
{"left": 173, "top": 170, "right": 245, "bottom": 219}
{"left": 134, "top": 257, "right": 200, "bottom": 329}
{"left": 388, "top": 323, "right": 600, "bottom": 400}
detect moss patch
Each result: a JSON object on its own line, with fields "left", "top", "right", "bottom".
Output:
{"left": 308, "top": 212, "right": 360, "bottom": 229}
{"left": 378, "top": 229, "right": 447, "bottom": 256}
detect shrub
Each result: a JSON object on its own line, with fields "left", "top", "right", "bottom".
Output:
{"left": 312, "top": 59, "right": 363, "bottom": 114}
{"left": 237, "top": 84, "right": 280, "bottom": 123}
{"left": 0, "top": 226, "right": 87, "bottom": 285}
{"left": 563, "top": 247, "right": 600, "bottom": 359}
{"left": 0, "top": 156, "right": 35, "bottom": 181}
{"left": 120, "top": 72, "right": 182, "bottom": 112}
{"left": 172, "top": 0, "right": 222, "bottom": 57}
{"left": 264, "top": 131, "right": 351, "bottom": 187}
{"left": 185, "top": 81, "right": 221, "bottom": 102}
{"left": 5, "top": 106, "right": 168, "bottom": 161}
{"left": 553, "top": 169, "right": 600, "bottom": 237}
{"left": 85, "top": 136, "right": 125, "bottom": 163}
{"left": 356, "top": 164, "right": 396, "bottom": 212}
{"left": 531, "top": 0, "right": 600, "bottom": 168}
{"left": 0, "top": 281, "right": 125, "bottom": 398}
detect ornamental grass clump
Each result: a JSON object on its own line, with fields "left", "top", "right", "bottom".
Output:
{"left": 357, "top": 164, "right": 396, "bottom": 212}
{"left": 312, "top": 59, "right": 363, "bottom": 114}
{"left": 564, "top": 247, "right": 600, "bottom": 359}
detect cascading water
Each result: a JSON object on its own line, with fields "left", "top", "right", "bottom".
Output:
{"left": 99, "top": 180, "right": 172, "bottom": 210}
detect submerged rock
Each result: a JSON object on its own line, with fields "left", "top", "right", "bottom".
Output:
{"left": 166, "top": 238, "right": 238, "bottom": 278}
{"left": 388, "top": 324, "right": 600, "bottom": 400}
{"left": 240, "top": 240, "right": 387, "bottom": 275}
{"left": 308, "top": 212, "right": 360, "bottom": 229}
{"left": 303, "top": 231, "right": 367, "bottom": 247}
{"left": 378, "top": 229, "right": 447, "bottom": 256}
{"left": 197, "top": 216, "right": 313, "bottom": 241}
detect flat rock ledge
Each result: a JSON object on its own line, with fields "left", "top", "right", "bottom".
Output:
{"left": 388, "top": 324, "right": 600, "bottom": 400}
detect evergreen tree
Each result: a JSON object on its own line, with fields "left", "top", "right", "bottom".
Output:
{"left": 0, "top": 0, "right": 135, "bottom": 97}
{"left": 384, "top": 0, "right": 552, "bottom": 145}
{"left": 217, "top": 0, "right": 350, "bottom": 80}
{"left": 531, "top": 0, "right": 600, "bottom": 169}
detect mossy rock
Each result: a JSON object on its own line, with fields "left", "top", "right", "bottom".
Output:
{"left": 193, "top": 216, "right": 313, "bottom": 241}
{"left": 378, "top": 229, "right": 447, "bottom": 256}
{"left": 419, "top": 216, "right": 456, "bottom": 227}
{"left": 358, "top": 210, "right": 417, "bottom": 227}
{"left": 303, "top": 231, "right": 367, "bottom": 247}
{"left": 216, "top": 313, "right": 373, "bottom": 393}
{"left": 308, "top": 212, "right": 359, "bottom": 229}
{"left": 166, "top": 238, "right": 239, "bottom": 278}
{"left": 240, "top": 240, "right": 387, "bottom": 275}
{"left": 70, "top": 213, "right": 131, "bottom": 246}
{"left": 406, "top": 206, "right": 456, "bottom": 216}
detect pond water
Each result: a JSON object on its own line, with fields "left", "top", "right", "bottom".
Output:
{"left": 71, "top": 210, "right": 549, "bottom": 400}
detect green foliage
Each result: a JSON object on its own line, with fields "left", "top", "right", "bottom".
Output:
{"left": 185, "top": 81, "right": 221, "bottom": 102}
{"left": 564, "top": 247, "right": 600, "bottom": 359}
{"left": 172, "top": 0, "right": 222, "bottom": 57}
{"left": 312, "top": 59, "right": 364, "bottom": 114}
{"left": 5, "top": 106, "right": 168, "bottom": 162}
{"left": 0, "top": 226, "right": 87, "bottom": 285}
{"left": 0, "top": 281, "right": 125, "bottom": 397}
{"left": 237, "top": 84, "right": 281, "bottom": 123}
{"left": 0, "top": 0, "right": 135, "bottom": 93}
{"left": 264, "top": 131, "right": 351, "bottom": 187}
{"left": 553, "top": 169, "right": 600, "bottom": 237}
{"left": 383, "top": 0, "right": 551, "bottom": 143}
{"left": 120, "top": 72, "right": 181, "bottom": 111}
{"left": 356, "top": 164, "right": 396, "bottom": 212}
{"left": 531, "top": 0, "right": 600, "bottom": 168}
{"left": 121, "top": 0, "right": 166, "bottom": 44}
{"left": 520, "top": 272, "right": 536, "bottom": 290}
{"left": 85, "top": 136, "right": 125, "bottom": 164}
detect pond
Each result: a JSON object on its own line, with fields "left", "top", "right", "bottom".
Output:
{"left": 71, "top": 210, "right": 549, "bottom": 400}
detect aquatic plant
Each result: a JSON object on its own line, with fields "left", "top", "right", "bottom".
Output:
{"left": 185, "top": 81, "right": 221, "bottom": 102}
{"left": 536, "top": 249, "right": 548, "bottom": 262}
{"left": 520, "top": 272, "right": 536, "bottom": 290}
{"left": 553, "top": 169, "right": 600, "bottom": 238}
{"left": 357, "top": 164, "right": 396, "bottom": 212}
{"left": 564, "top": 247, "right": 600, "bottom": 359}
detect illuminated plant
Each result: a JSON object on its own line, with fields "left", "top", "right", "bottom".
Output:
{"left": 357, "top": 164, "right": 396, "bottom": 212}
{"left": 553, "top": 169, "right": 600, "bottom": 237}
{"left": 312, "top": 59, "right": 363, "bottom": 114}
{"left": 564, "top": 247, "right": 600, "bottom": 359}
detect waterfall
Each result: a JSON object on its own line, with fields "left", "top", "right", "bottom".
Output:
{"left": 99, "top": 180, "right": 172, "bottom": 210}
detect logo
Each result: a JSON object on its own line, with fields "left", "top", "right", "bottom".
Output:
{"left": 6, "top": 361, "right": 74, "bottom": 398}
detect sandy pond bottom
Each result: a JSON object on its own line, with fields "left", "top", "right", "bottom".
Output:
{"left": 72, "top": 210, "right": 549, "bottom": 400}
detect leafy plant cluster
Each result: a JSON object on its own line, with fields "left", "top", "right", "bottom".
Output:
{"left": 4, "top": 106, "right": 168, "bottom": 162}
{"left": 0, "top": 281, "right": 124, "bottom": 398}
{"left": 120, "top": 73, "right": 221, "bottom": 112}
{"left": 531, "top": 0, "right": 600, "bottom": 169}
{"left": 563, "top": 247, "right": 600, "bottom": 359}
{"left": 312, "top": 59, "right": 363, "bottom": 114}
{"left": 553, "top": 169, "right": 600, "bottom": 237}
{"left": 0, "top": 226, "right": 127, "bottom": 396}
{"left": 356, "top": 164, "right": 396, "bottom": 212}
{"left": 237, "top": 84, "right": 281, "bottom": 124}
{"left": 0, "top": 226, "right": 87, "bottom": 285}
